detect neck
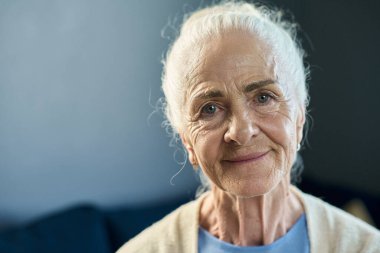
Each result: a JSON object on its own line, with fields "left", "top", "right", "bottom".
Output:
{"left": 199, "top": 180, "right": 304, "bottom": 246}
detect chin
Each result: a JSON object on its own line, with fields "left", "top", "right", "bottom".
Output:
{"left": 223, "top": 175, "right": 283, "bottom": 198}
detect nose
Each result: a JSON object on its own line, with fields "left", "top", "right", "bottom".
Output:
{"left": 224, "top": 109, "right": 259, "bottom": 145}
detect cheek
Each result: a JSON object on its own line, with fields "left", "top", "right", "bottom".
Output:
{"left": 193, "top": 129, "right": 222, "bottom": 164}
{"left": 188, "top": 123, "right": 226, "bottom": 175}
{"left": 260, "top": 111, "right": 297, "bottom": 161}
{"left": 262, "top": 100, "right": 297, "bottom": 143}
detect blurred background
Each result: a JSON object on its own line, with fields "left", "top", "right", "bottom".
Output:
{"left": 0, "top": 0, "right": 379, "bottom": 235}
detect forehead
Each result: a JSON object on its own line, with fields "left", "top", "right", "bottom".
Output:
{"left": 189, "top": 30, "right": 276, "bottom": 86}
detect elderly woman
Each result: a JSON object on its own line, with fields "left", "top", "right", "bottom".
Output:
{"left": 118, "top": 1, "right": 380, "bottom": 252}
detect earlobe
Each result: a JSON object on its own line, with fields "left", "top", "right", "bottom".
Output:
{"left": 180, "top": 134, "right": 198, "bottom": 167}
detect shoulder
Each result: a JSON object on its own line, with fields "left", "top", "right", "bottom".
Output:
{"left": 294, "top": 187, "right": 380, "bottom": 252}
{"left": 116, "top": 195, "right": 205, "bottom": 253}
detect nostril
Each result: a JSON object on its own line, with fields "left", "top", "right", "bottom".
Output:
{"left": 224, "top": 116, "right": 258, "bottom": 145}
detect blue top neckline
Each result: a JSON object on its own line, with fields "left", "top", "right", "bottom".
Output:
{"left": 199, "top": 213, "right": 307, "bottom": 251}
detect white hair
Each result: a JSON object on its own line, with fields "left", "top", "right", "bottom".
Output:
{"left": 162, "top": 1, "right": 309, "bottom": 135}
{"left": 161, "top": 1, "right": 310, "bottom": 186}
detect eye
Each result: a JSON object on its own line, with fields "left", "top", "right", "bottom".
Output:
{"left": 256, "top": 93, "right": 272, "bottom": 104}
{"left": 201, "top": 103, "right": 218, "bottom": 115}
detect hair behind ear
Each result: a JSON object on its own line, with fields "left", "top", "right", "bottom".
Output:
{"left": 296, "top": 106, "right": 306, "bottom": 145}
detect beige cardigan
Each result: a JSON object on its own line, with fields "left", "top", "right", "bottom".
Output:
{"left": 117, "top": 187, "right": 380, "bottom": 253}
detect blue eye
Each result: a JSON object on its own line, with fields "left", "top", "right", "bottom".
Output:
{"left": 202, "top": 104, "right": 217, "bottom": 115}
{"left": 257, "top": 94, "right": 271, "bottom": 104}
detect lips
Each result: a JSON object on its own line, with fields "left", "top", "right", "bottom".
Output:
{"left": 223, "top": 151, "right": 270, "bottom": 164}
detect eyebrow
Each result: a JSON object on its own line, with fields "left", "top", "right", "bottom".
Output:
{"left": 194, "top": 90, "right": 223, "bottom": 100}
{"left": 244, "top": 79, "right": 276, "bottom": 93}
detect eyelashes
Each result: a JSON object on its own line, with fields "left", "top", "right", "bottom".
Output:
{"left": 201, "top": 103, "right": 218, "bottom": 115}
{"left": 197, "top": 91, "right": 280, "bottom": 120}
{"left": 199, "top": 102, "right": 223, "bottom": 120}
{"left": 254, "top": 91, "right": 276, "bottom": 106}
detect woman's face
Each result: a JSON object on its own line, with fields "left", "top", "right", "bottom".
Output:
{"left": 181, "top": 31, "right": 305, "bottom": 197}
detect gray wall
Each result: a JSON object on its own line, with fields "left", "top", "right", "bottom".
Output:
{"left": 0, "top": 0, "right": 200, "bottom": 228}
{"left": 2, "top": 0, "right": 379, "bottom": 230}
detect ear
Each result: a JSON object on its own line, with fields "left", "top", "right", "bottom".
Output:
{"left": 296, "top": 106, "right": 306, "bottom": 145}
{"left": 180, "top": 133, "right": 198, "bottom": 167}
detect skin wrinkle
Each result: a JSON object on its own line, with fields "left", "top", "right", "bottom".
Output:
{"left": 181, "top": 43, "right": 207, "bottom": 123}
{"left": 181, "top": 30, "right": 305, "bottom": 246}
{"left": 183, "top": 32, "right": 276, "bottom": 102}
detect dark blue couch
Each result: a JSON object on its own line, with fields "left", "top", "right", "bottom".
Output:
{"left": 0, "top": 197, "right": 189, "bottom": 253}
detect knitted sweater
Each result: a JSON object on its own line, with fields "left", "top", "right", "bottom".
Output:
{"left": 117, "top": 187, "right": 380, "bottom": 253}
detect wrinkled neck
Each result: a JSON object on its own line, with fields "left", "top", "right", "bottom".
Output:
{"left": 199, "top": 180, "right": 304, "bottom": 246}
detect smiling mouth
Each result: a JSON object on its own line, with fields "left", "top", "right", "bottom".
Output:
{"left": 223, "top": 151, "right": 270, "bottom": 164}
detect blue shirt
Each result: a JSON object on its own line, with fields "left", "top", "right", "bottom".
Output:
{"left": 198, "top": 214, "right": 310, "bottom": 253}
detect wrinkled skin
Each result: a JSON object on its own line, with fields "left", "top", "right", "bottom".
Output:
{"left": 180, "top": 30, "right": 305, "bottom": 246}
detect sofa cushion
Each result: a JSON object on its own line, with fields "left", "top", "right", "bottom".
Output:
{"left": 106, "top": 196, "right": 189, "bottom": 251}
{"left": 0, "top": 205, "right": 111, "bottom": 253}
